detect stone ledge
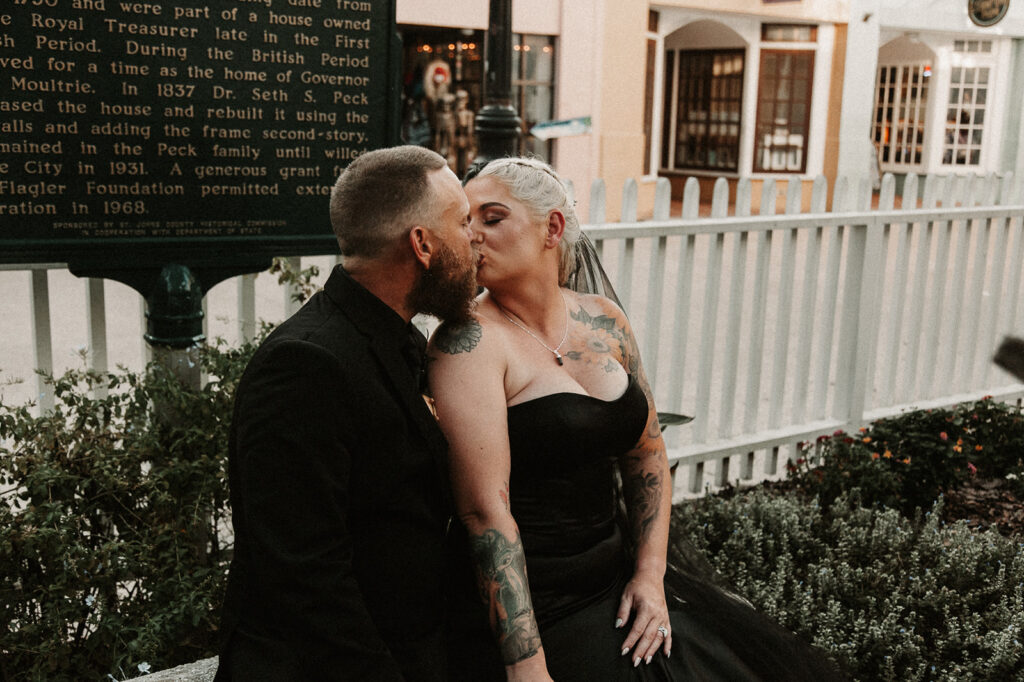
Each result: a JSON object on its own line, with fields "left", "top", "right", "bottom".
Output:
{"left": 126, "top": 657, "right": 218, "bottom": 682}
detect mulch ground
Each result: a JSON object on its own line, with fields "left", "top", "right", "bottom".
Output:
{"left": 942, "top": 477, "right": 1024, "bottom": 536}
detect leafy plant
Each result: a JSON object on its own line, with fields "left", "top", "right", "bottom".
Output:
{"left": 789, "top": 398, "right": 1024, "bottom": 515}
{"left": 0, "top": 334, "right": 261, "bottom": 680}
{"left": 673, "top": 490, "right": 1024, "bottom": 681}
{"left": 268, "top": 257, "right": 322, "bottom": 304}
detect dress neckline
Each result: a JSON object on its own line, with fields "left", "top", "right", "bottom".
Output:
{"left": 507, "top": 375, "right": 636, "bottom": 411}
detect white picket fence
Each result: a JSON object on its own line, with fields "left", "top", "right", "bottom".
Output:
{"left": 585, "top": 172, "right": 1024, "bottom": 498}
{"left": 3, "top": 172, "right": 1024, "bottom": 500}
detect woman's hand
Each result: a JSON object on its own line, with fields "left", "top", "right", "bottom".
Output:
{"left": 615, "top": 569, "right": 672, "bottom": 666}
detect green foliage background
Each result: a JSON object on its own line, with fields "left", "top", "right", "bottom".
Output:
{"left": 0, "top": 338, "right": 257, "bottom": 680}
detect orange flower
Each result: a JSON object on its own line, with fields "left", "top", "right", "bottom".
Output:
{"left": 871, "top": 452, "right": 880, "bottom": 460}
{"left": 901, "top": 457, "right": 911, "bottom": 464}
{"left": 975, "top": 445, "right": 983, "bottom": 451}
{"left": 863, "top": 437, "right": 872, "bottom": 443}
{"left": 939, "top": 432, "right": 948, "bottom": 441}
{"left": 883, "top": 450, "right": 893, "bottom": 459}
{"left": 953, "top": 445, "right": 962, "bottom": 453}
{"left": 957, "top": 438, "right": 964, "bottom": 445}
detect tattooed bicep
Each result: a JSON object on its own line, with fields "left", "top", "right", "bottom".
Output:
{"left": 433, "top": 318, "right": 483, "bottom": 355}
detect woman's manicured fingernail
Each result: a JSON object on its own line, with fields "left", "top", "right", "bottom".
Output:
{"left": 621, "top": 647, "right": 629, "bottom": 656}
{"left": 645, "top": 656, "right": 652, "bottom": 665}
{"left": 614, "top": 617, "right": 623, "bottom": 628}
{"left": 667, "top": 650, "right": 671, "bottom": 658}
{"left": 633, "top": 657, "right": 641, "bottom": 668}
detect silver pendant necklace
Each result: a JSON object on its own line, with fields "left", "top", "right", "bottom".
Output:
{"left": 496, "top": 293, "right": 569, "bottom": 366}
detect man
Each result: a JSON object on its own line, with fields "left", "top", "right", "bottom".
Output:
{"left": 215, "top": 146, "right": 477, "bottom": 681}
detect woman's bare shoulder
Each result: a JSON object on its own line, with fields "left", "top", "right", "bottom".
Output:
{"left": 565, "top": 289, "right": 629, "bottom": 325}
{"left": 427, "top": 307, "right": 509, "bottom": 370}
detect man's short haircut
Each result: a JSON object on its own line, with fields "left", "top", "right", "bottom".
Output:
{"left": 330, "top": 146, "right": 448, "bottom": 258}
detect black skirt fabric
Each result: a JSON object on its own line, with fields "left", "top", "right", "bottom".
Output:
{"left": 446, "top": 376, "right": 844, "bottom": 680}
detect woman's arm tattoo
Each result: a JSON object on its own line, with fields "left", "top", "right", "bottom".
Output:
{"left": 469, "top": 528, "right": 542, "bottom": 664}
{"left": 434, "top": 319, "right": 482, "bottom": 355}
{"left": 622, "top": 469, "right": 662, "bottom": 543}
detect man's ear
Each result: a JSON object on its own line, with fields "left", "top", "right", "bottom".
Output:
{"left": 409, "top": 225, "right": 434, "bottom": 268}
{"left": 545, "top": 210, "right": 566, "bottom": 249}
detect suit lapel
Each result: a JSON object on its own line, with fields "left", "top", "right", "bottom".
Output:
{"left": 369, "top": 344, "right": 449, "bottom": 462}
{"left": 322, "top": 266, "right": 450, "bottom": 472}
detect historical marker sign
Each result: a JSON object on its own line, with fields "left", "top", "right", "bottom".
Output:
{"left": 0, "top": 0, "right": 400, "bottom": 289}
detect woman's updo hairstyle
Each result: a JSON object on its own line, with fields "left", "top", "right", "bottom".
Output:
{"left": 470, "top": 157, "right": 582, "bottom": 285}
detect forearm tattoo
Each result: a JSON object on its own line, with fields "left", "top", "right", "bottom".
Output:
{"left": 622, "top": 470, "right": 662, "bottom": 543}
{"left": 469, "top": 528, "right": 542, "bottom": 665}
{"left": 434, "top": 319, "right": 482, "bottom": 355}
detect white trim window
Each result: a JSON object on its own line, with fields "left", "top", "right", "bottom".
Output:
{"left": 941, "top": 40, "right": 993, "bottom": 167}
{"left": 874, "top": 62, "right": 930, "bottom": 172}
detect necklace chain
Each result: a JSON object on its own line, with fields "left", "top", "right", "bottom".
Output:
{"left": 497, "top": 294, "right": 569, "bottom": 366}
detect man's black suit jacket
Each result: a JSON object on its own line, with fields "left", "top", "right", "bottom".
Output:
{"left": 215, "top": 266, "right": 451, "bottom": 681}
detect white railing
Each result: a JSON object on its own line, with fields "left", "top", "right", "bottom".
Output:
{"left": 583, "top": 172, "right": 1024, "bottom": 498}
{"left": 4, "top": 172, "right": 1024, "bottom": 500}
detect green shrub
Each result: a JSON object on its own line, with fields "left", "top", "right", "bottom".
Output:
{"left": 0, "top": 336, "right": 260, "bottom": 680}
{"left": 789, "top": 398, "right": 1024, "bottom": 515}
{"left": 673, "top": 490, "right": 1024, "bottom": 681}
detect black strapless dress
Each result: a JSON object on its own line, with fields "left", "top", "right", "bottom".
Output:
{"left": 445, "top": 376, "right": 841, "bottom": 681}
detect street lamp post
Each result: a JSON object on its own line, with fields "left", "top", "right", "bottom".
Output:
{"left": 470, "top": 0, "right": 522, "bottom": 171}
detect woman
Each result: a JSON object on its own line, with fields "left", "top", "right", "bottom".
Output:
{"left": 428, "top": 158, "right": 841, "bottom": 681}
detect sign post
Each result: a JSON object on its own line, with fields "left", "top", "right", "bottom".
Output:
{"left": 1, "top": 1, "right": 402, "bottom": 350}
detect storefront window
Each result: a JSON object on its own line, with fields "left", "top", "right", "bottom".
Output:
{"left": 943, "top": 65, "right": 989, "bottom": 166}
{"left": 874, "top": 63, "right": 929, "bottom": 170}
{"left": 513, "top": 34, "right": 556, "bottom": 161}
{"left": 398, "top": 26, "right": 484, "bottom": 177}
{"left": 671, "top": 50, "right": 744, "bottom": 172}
{"left": 753, "top": 50, "right": 814, "bottom": 173}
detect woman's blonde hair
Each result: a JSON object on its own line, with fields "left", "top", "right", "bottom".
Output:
{"left": 472, "top": 157, "right": 581, "bottom": 284}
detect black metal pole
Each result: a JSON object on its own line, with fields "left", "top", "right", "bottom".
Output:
{"left": 145, "top": 263, "right": 205, "bottom": 394}
{"left": 470, "top": 0, "right": 522, "bottom": 172}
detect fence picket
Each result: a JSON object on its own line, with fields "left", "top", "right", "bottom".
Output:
{"left": 238, "top": 273, "right": 257, "bottom": 344}
{"left": 642, "top": 215, "right": 669, "bottom": 386}
{"left": 876, "top": 174, "right": 903, "bottom": 407}
{"left": 938, "top": 216, "right": 971, "bottom": 397}
{"left": 792, "top": 176, "right": 828, "bottom": 424}
{"left": 30, "top": 268, "right": 55, "bottom": 413}
{"left": 893, "top": 174, "right": 921, "bottom": 403}
{"left": 1001, "top": 213, "right": 1024, "bottom": 353}
{"left": 718, "top": 179, "right": 752, "bottom": 440}
{"left": 979, "top": 203, "right": 1010, "bottom": 385}
{"left": 744, "top": 178, "right": 776, "bottom": 437}
{"left": 643, "top": 178, "right": 673, "bottom": 391}
{"left": 958, "top": 181, "right": 998, "bottom": 387}
{"left": 86, "top": 278, "right": 108, "bottom": 399}
{"left": 767, "top": 179, "right": 802, "bottom": 429}
{"left": 589, "top": 179, "right": 607, "bottom": 262}
{"left": 616, "top": 179, "right": 638, "bottom": 311}
{"left": 696, "top": 180, "right": 729, "bottom": 485}
{"left": 918, "top": 212, "right": 953, "bottom": 399}
{"left": 733, "top": 180, "right": 755, "bottom": 483}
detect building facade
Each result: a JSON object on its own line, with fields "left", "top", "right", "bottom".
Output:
{"left": 397, "top": 0, "right": 1024, "bottom": 216}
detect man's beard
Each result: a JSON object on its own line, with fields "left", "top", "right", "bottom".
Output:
{"left": 407, "top": 241, "right": 478, "bottom": 323}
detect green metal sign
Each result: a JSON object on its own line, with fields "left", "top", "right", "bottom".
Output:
{"left": 0, "top": 0, "right": 401, "bottom": 307}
